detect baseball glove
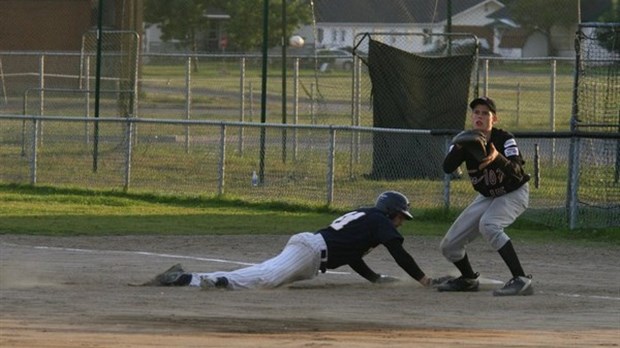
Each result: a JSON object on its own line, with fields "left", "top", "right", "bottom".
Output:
{"left": 451, "top": 130, "right": 487, "bottom": 162}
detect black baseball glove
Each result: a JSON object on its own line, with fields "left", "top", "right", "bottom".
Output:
{"left": 451, "top": 130, "right": 487, "bottom": 162}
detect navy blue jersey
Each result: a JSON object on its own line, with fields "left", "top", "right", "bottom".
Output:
{"left": 317, "top": 207, "right": 404, "bottom": 269}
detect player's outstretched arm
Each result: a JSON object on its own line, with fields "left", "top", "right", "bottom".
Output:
{"left": 383, "top": 239, "right": 427, "bottom": 284}
{"left": 349, "top": 259, "right": 386, "bottom": 283}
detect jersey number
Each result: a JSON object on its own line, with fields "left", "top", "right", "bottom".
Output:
{"left": 330, "top": 211, "right": 365, "bottom": 230}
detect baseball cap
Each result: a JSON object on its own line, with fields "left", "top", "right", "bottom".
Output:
{"left": 469, "top": 96, "right": 497, "bottom": 114}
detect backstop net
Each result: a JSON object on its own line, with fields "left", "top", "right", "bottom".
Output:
{"left": 353, "top": 32, "right": 478, "bottom": 180}
{"left": 570, "top": 22, "right": 619, "bottom": 228}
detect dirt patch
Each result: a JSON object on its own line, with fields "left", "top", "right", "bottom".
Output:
{"left": 1, "top": 234, "right": 618, "bottom": 347}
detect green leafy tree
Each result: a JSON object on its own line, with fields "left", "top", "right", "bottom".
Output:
{"left": 144, "top": 0, "right": 213, "bottom": 52}
{"left": 215, "top": 0, "right": 313, "bottom": 52}
{"left": 144, "top": 0, "right": 313, "bottom": 54}
{"left": 504, "top": 0, "right": 579, "bottom": 55}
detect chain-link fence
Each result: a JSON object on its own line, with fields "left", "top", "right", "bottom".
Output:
{"left": 1, "top": 115, "right": 618, "bottom": 229}
{"left": 0, "top": 52, "right": 584, "bottom": 128}
{"left": 0, "top": 0, "right": 617, "bottom": 229}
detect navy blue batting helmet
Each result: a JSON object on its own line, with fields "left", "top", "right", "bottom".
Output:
{"left": 375, "top": 191, "right": 413, "bottom": 220}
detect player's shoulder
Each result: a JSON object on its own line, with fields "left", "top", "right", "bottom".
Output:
{"left": 491, "top": 127, "right": 515, "bottom": 139}
{"left": 365, "top": 207, "right": 389, "bottom": 218}
{"left": 491, "top": 127, "right": 518, "bottom": 146}
{"left": 348, "top": 207, "right": 387, "bottom": 223}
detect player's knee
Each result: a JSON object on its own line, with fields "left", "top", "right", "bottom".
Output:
{"left": 479, "top": 221, "right": 509, "bottom": 250}
{"left": 440, "top": 237, "right": 460, "bottom": 261}
{"left": 439, "top": 236, "right": 449, "bottom": 254}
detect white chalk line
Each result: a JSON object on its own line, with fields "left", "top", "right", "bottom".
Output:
{"left": 3, "top": 242, "right": 620, "bottom": 300}
{"left": 2, "top": 242, "right": 350, "bottom": 275}
{"left": 552, "top": 292, "right": 620, "bottom": 301}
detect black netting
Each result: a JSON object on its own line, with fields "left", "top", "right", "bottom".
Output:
{"left": 366, "top": 39, "right": 476, "bottom": 179}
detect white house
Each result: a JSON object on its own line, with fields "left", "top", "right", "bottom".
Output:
{"left": 295, "top": 0, "right": 505, "bottom": 53}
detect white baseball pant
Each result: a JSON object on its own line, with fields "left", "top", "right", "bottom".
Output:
{"left": 189, "top": 232, "right": 328, "bottom": 290}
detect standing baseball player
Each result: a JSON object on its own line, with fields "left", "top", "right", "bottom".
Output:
{"left": 141, "top": 191, "right": 442, "bottom": 290}
{"left": 436, "top": 96, "right": 533, "bottom": 296}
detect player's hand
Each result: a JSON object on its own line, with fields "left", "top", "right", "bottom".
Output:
{"left": 419, "top": 275, "right": 433, "bottom": 287}
{"left": 374, "top": 274, "right": 400, "bottom": 284}
{"left": 478, "top": 143, "right": 498, "bottom": 170}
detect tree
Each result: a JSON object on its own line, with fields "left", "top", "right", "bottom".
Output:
{"left": 144, "top": 0, "right": 216, "bottom": 71}
{"left": 144, "top": 0, "right": 313, "bottom": 54}
{"left": 504, "top": 0, "right": 579, "bottom": 55}
{"left": 215, "top": 0, "right": 313, "bottom": 52}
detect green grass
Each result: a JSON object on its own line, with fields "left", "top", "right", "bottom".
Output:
{"left": 0, "top": 184, "right": 618, "bottom": 246}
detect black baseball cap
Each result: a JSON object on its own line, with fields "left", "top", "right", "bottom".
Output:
{"left": 469, "top": 96, "right": 497, "bottom": 114}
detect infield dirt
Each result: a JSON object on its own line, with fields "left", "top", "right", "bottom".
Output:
{"left": 1, "top": 234, "right": 618, "bottom": 347}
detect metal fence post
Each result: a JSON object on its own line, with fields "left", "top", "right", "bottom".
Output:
{"left": 534, "top": 143, "right": 540, "bottom": 189}
{"left": 249, "top": 82, "right": 254, "bottom": 122}
{"left": 84, "top": 55, "right": 91, "bottom": 145}
{"left": 310, "top": 83, "right": 316, "bottom": 124}
{"left": 30, "top": 117, "right": 39, "bottom": 185}
{"left": 21, "top": 91, "right": 29, "bottom": 156}
{"left": 38, "top": 54, "right": 45, "bottom": 146}
{"left": 355, "top": 58, "right": 361, "bottom": 163}
{"left": 515, "top": 82, "right": 521, "bottom": 127}
{"left": 550, "top": 59, "right": 556, "bottom": 165}
{"left": 185, "top": 56, "right": 192, "bottom": 153}
{"left": 442, "top": 135, "right": 451, "bottom": 211}
{"left": 238, "top": 57, "right": 246, "bottom": 155}
{"left": 0, "top": 57, "right": 7, "bottom": 106}
{"left": 567, "top": 136, "right": 580, "bottom": 229}
{"left": 124, "top": 118, "right": 133, "bottom": 192}
{"left": 293, "top": 58, "right": 299, "bottom": 161}
{"left": 217, "top": 123, "right": 226, "bottom": 196}
{"left": 326, "top": 126, "right": 336, "bottom": 205}
{"left": 483, "top": 59, "right": 489, "bottom": 96}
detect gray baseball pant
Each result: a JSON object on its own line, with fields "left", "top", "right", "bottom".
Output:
{"left": 440, "top": 183, "right": 529, "bottom": 262}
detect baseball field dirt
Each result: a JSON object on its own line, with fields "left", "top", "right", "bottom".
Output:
{"left": 1, "top": 234, "right": 618, "bottom": 347}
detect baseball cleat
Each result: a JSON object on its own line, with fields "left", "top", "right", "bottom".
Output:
{"left": 493, "top": 275, "right": 533, "bottom": 296}
{"left": 436, "top": 273, "right": 480, "bottom": 292}
{"left": 200, "top": 276, "right": 229, "bottom": 290}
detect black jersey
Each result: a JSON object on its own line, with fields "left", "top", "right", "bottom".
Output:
{"left": 317, "top": 207, "right": 403, "bottom": 268}
{"left": 316, "top": 207, "right": 426, "bottom": 281}
{"left": 443, "top": 127, "right": 530, "bottom": 197}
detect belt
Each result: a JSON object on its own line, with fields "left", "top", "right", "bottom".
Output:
{"left": 319, "top": 249, "right": 327, "bottom": 273}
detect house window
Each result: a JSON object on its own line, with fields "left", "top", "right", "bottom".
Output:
{"left": 331, "top": 29, "right": 337, "bottom": 43}
{"left": 317, "top": 28, "right": 324, "bottom": 44}
{"left": 340, "top": 30, "right": 346, "bottom": 43}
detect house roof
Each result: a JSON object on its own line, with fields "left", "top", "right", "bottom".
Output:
{"left": 490, "top": 0, "right": 612, "bottom": 24}
{"left": 314, "top": 0, "right": 498, "bottom": 24}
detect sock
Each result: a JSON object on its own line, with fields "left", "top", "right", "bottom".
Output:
{"left": 498, "top": 240, "right": 526, "bottom": 277}
{"left": 454, "top": 254, "right": 477, "bottom": 279}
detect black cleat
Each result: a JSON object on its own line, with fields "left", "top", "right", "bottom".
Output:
{"left": 437, "top": 273, "right": 480, "bottom": 292}
{"left": 200, "top": 276, "right": 230, "bottom": 290}
{"left": 493, "top": 275, "right": 533, "bottom": 296}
